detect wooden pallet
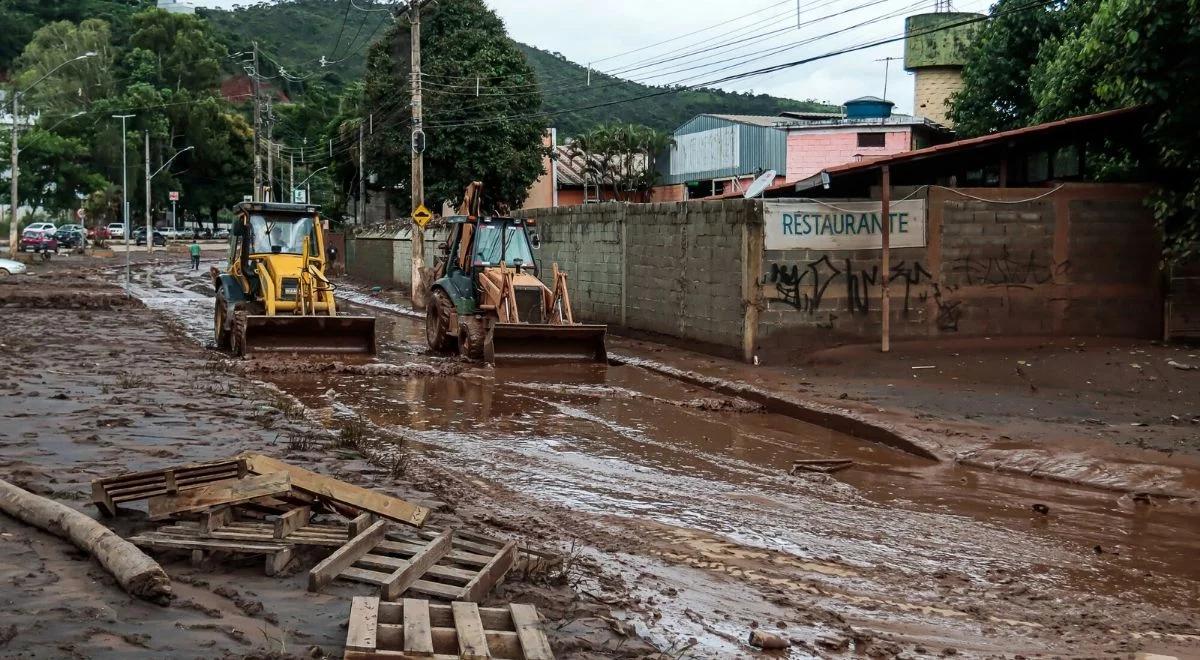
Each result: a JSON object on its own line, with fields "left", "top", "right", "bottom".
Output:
{"left": 128, "top": 505, "right": 351, "bottom": 575}
{"left": 91, "top": 458, "right": 248, "bottom": 516}
{"left": 344, "top": 597, "right": 554, "bottom": 659}
{"left": 310, "top": 522, "right": 517, "bottom": 603}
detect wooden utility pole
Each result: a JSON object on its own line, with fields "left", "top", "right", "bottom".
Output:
{"left": 289, "top": 153, "right": 294, "bottom": 203}
{"left": 357, "top": 123, "right": 365, "bottom": 225}
{"left": 8, "top": 92, "right": 19, "bottom": 258}
{"left": 409, "top": 0, "right": 428, "bottom": 308}
{"left": 880, "top": 165, "right": 891, "bottom": 353}
{"left": 266, "top": 101, "right": 274, "bottom": 202}
{"left": 252, "top": 42, "right": 262, "bottom": 202}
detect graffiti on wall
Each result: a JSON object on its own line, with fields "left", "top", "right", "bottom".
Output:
{"left": 764, "top": 247, "right": 1069, "bottom": 331}
{"left": 765, "top": 257, "right": 935, "bottom": 316}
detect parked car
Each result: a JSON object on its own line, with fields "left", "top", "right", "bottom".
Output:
{"left": 107, "top": 222, "right": 126, "bottom": 239}
{"left": 190, "top": 228, "right": 213, "bottom": 240}
{"left": 24, "top": 222, "right": 56, "bottom": 235}
{"left": 135, "top": 229, "right": 167, "bottom": 246}
{"left": 19, "top": 229, "right": 58, "bottom": 253}
{"left": 215, "top": 228, "right": 230, "bottom": 240}
{"left": 54, "top": 227, "right": 86, "bottom": 248}
{"left": 88, "top": 225, "right": 112, "bottom": 240}
{"left": 0, "top": 258, "right": 27, "bottom": 276}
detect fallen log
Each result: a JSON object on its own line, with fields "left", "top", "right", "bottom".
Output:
{"left": 0, "top": 477, "right": 172, "bottom": 604}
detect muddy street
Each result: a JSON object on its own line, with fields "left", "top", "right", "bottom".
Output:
{"left": 75, "top": 258, "right": 1197, "bottom": 657}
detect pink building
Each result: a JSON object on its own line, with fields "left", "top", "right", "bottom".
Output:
{"left": 658, "top": 97, "right": 951, "bottom": 200}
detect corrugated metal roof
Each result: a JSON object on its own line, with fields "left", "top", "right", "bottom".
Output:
{"left": 552, "top": 145, "right": 646, "bottom": 187}
{"left": 706, "top": 114, "right": 801, "bottom": 128}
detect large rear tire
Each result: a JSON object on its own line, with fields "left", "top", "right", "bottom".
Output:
{"left": 230, "top": 310, "right": 248, "bottom": 357}
{"left": 426, "top": 288, "right": 456, "bottom": 353}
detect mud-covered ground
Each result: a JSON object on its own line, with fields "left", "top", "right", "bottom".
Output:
{"left": 1, "top": 256, "right": 1199, "bottom": 658}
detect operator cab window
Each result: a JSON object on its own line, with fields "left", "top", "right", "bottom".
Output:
{"left": 248, "top": 214, "right": 316, "bottom": 255}
{"left": 473, "top": 223, "right": 534, "bottom": 270}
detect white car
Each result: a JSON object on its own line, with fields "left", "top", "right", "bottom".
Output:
{"left": 107, "top": 222, "right": 126, "bottom": 239}
{"left": 0, "top": 258, "right": 28, "bottom": 276}
{"left": 24, "top": 222, "right": 56, "bottom": 235}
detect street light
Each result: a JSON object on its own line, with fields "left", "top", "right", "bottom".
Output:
{"left": 7, "top": 51, "right": 97, "bottom": 257}
{"left": 296, "top": 166, "right": 328, "bottom": 203}
{"left": 144, "top": 140, "right": 193, "bottom": 254}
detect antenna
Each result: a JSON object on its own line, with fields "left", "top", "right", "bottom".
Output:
{"left": 934, "top": 0, "right": 952, "bottom": 11}
{"left": 875, "top": 56, "right": 901, "bottom": 100}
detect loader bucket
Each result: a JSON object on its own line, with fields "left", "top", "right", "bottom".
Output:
{"left": 489, "top": 323, "right": 607, "bottom": 364}
{"left": 242, "top": 315, "right": 377, "bottom": 355}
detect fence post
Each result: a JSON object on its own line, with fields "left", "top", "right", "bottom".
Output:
{"left": 741, "top": 200, "right": 764, "bottom": 363}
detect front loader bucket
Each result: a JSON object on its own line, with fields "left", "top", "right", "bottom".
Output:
{"left": 242, "top": 315, "right": 377, "bottom": 355}
{"left": 489, "top": 323, "right": 607, "bottom": 364}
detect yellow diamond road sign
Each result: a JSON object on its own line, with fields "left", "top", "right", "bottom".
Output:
{"left": 412, "top": 204, "right": 433, "bottom": 228}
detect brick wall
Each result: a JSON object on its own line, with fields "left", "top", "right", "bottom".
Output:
{"left": 785, "top": 129, "right": 912, "bottom": 181}
{"left": 754, "top": 184, "right": 1161, "bottom": 359}
{"left": 517, "top": 200, "right": 753, "bottom": 349}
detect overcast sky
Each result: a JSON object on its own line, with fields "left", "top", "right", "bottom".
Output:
{"left": 189, "top": 0, "right": 994, "bottom": 115}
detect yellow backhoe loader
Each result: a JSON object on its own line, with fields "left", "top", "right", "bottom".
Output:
{"left": 211, "top": 202, "right": 376, "bottom": 356}
{"left": 426, "top": 183, "right": 606, "bottom": 363}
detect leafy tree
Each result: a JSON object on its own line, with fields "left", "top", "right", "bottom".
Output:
{"left": 12, "top": 19, "right": 118, "bottom": 114}
{"left": 567, "top": 123, "right": 674, "bottom": 202}
{"left": 128, "top": 9, "right": 225, "bottom": 91}
{"left": 364, "top": 0, "right": 547, "bottom": 212}
{"left": 1031, "top": 0, "right": 1200, "bottom": 260}
{"left": 0, "top": 126, "right": 109, "bottom": 215}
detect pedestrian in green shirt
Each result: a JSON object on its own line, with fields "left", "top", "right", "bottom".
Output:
{"left": 189, "top": 240, "right": 201, "bottom": 270}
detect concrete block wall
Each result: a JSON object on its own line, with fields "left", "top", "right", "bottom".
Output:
{"left": 345, "top": 227, "right": 447, "bottom": 290}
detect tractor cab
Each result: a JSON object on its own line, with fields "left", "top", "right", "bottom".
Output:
{"left": 437, "top": 215, "right": 541, "bottom": 316}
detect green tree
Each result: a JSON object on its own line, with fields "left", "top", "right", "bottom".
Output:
{"left": 364, "top": 0, "right": 547, "bottom": 213}
{"left": 0, "top": 126, "right": 109, "bottom": 216}
{"left": 128, "top": 9, "right": 225, "bottom": 90}
{"left": 568, "top": 123, "right": 674, "bottom": 202}
{"left": 12, "top": 19, "right": 118, "bottom": 114}
{"left": 1031, "top": 0, "right": 1200, "bottom": 260}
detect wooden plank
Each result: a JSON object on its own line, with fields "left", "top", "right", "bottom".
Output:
{"left": 96, "top": 458, "right": 243, "bottom": 487}
{"left": 510, "top": 603, "right": 554, "bottom": 660}
{"left": 358, "top": 555, "right": 476, "bottom": 584}
{"left": 402, "top": 598, "right": 435, "bottom": 655}
{"left": 265, "top": 547, "right": 293, "bottom": 576}
{"left": 346, "top": 596, "right": 380, "bottom": 653}
{"left": 108, "top": 470, "right": 242, "bottom": 501}
{"left": 147, "top": 473, "right": 292, "bottom": 520}
{"left": 273, "top": 506, "right": 311, "bottom": 539}
{"left": 452, "top": 601, "right": 490, "bottom": 659}
{"left": 419, "top": 529, "right": 504, "bottom": 556}
{"left": 163, "top": 469, "right": 177, "bottom": 494}
{"left": 129, "top": 534, "right": 285, "bottom": 553}
{"left": 200, "top": 505, "right": 232, "bottom": 534}
{"left": 349, "top": 512, "right": 376, "bottom": 536}
{"left": 382, "top": 530, "right": 453, "bottom": 601}
{"left": 91, "top": 480, "right": 116, "bottom": 517}
{"left": 308, "top": 519, "right": 389, "bottom": 592}
{"left": 380, "top": 538, "right": 493, "bottom": 568}
{"left": 424, "top": 604, "right": 514, "bottom": 632}
{"left": 407, "top": 579, "right": 463, "bottom": 601}
{"left": 241, "top": 454, "right": 429, "bottom": 527}
{"left": 341, "top": 566, "right": 391, "bottom": 586}
{"left": 461, "top": 541, "right": 517, "bottom": 603}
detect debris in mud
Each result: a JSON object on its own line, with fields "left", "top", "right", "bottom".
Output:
{"left": 790, "top": 458, "right": 855, "bottom": 475}
{"left": 748, "top": 628, "right": 789, "bottom": 649}
{"left": 1167, "top": 360, "right": 1195, "bottom": 371}
{"left": 1031, "top": 503, "right": 1050, "bottom": 515}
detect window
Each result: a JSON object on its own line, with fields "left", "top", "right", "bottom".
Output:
{"left": 857, "top": 132, "right": 886, "bottom": 148}
{"left": 248, "top": 214, "right": 317, "bottom": 255}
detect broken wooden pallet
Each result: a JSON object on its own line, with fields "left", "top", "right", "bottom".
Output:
{"left": 310, "top": 521, "right": 517, "bottom": 603}
{"left": 91, "top": 458, "right": 247, "bottom": 516}
{"left": 129, "top": 505, "right": 352, "bottom": 575}
{"left": 241, "top": 453, "right": 430, "bottom": 527}
{"left": 790, "top": 458, "right": 855, "bottom": 475}
{"left": 344, "top": 597, "right": 554, "bottom": 659}
{"left": 147, "top": 472, "right": 293, "bottom": 520}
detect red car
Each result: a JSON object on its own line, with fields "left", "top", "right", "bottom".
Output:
{"left": 19, "top": 230, "right": 59, "bottom": 253}
{"left": 88, "top": 225, "right": 111, "bottom": 240}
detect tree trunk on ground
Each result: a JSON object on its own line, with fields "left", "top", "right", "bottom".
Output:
{"left": 0, "top": 478, "right": 172, "bottom": 604}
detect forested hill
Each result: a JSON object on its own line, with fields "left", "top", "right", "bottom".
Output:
{"left": 200, "top": 0, "right": 833, "bottom": 136}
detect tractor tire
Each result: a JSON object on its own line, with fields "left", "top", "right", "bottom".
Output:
{"left": 214, "top": 294, "right": 231, "bottom": 350}
{"left": 458, "top": 316, "right": 487, "bottom": 362}
{"left": 230, "top": 309, "right": 248, "bottom": 357}
{"left": 426, "top": 288, "right": 456, "bottom": 353}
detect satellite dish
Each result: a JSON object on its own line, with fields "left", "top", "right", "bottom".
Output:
{"left": 743, "top": 169, "right": 778, "bottom": 199}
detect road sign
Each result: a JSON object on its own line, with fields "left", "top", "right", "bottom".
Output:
{"left": 412, "top": 204, "right": 433, "bottom": 229}
{"left": 169, "top": 191, "right": 180, "bottom": 201}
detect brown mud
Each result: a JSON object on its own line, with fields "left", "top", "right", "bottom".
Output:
{"left": 0, "top": 258, "right": 1197, "bottom": 657}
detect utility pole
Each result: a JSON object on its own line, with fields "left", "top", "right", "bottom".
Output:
{"left": 144, "top": 130, "right": 153, "bottom": 253}
{"left": 357, "top": 122, "right": 364, "bottom": 225}
{"left": 409, "top": 0, "right": 430, "bottom": 307}
{"left": 266, "top": 101, "right": 274, "bottom": 202}
{"left": 289, "top": 153, "right": 294, "bottom": 203}
{"left": 252, "top": 42, "right": 263, "bottom": 202}
{"left": 113, "top": 114, "right": 134, "bottom": 293}
{"left": 8, "top": 93, "right": 19, "bottom": 258}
